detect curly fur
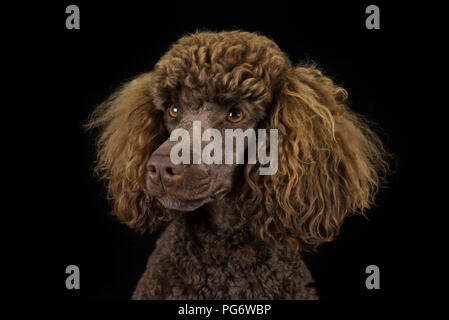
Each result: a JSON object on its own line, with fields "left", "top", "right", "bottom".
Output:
{"left": 86, "top": 30, "right": 389, "bottom": 299}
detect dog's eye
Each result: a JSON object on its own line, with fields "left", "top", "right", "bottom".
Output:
{"left": 226, "top": 108, "right": 244, "bottom": 123}
{"left": 168, "top": 105, "right": 178, "bottom": 118}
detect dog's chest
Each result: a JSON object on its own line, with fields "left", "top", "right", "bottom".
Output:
{"left": 134, "top": 218, "right": 318, "bottom": 299}
{"left": 157, "top": 220, "right": 310, "bottom": 299}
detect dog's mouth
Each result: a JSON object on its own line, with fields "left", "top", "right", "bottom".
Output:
{"left": 152, "top": 187, "right": 230, "bottom": 212}
{"left": 156, "top": 193, "right": 212, "bottom": 211}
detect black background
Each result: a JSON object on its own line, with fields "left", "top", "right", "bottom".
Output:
{"left": 12, "top": 0, "right": 425, "bottom": 306}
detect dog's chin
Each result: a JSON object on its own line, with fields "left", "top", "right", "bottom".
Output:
{"left": 155, "top": 193, "right": 214, "bottom": 212}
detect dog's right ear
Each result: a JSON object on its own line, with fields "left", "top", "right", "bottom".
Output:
{"left": 85, "top": 72, "right": 171, "bottom": 232}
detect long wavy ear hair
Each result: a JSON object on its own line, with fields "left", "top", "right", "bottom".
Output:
{"left": 238, "top": 64, "right": 390, "bottom": 251}
{"left": 85, "top": 72, "right": 172, "bottom": 232}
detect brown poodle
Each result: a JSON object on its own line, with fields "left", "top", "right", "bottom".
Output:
{"left": 86, "top": 30, "right": 388, "bottom": 299}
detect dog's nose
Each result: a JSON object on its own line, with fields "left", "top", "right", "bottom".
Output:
{"left": 147, "top": 154, "right": 185, "bottom": 187}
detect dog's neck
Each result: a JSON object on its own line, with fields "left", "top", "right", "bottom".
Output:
{"left": 203, "top": 196, "right": 242, "bottom": 234}
{"left": 183, "top": 194, "right": 250, "bottom": 245}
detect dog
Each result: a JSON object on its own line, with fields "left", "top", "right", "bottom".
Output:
{"left": 86, "top": 30, "right": 388, "bottom": 299}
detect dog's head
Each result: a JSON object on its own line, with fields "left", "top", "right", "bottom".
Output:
{"left": 87, "top": 30, "right": 389, "bottom": 250}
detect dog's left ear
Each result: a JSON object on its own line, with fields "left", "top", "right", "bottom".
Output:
{"left": 86, "top": 72, "right": 171, "bottom": 233}
{"left": 239, "top": 65, "right": 389, "bottom": 251}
